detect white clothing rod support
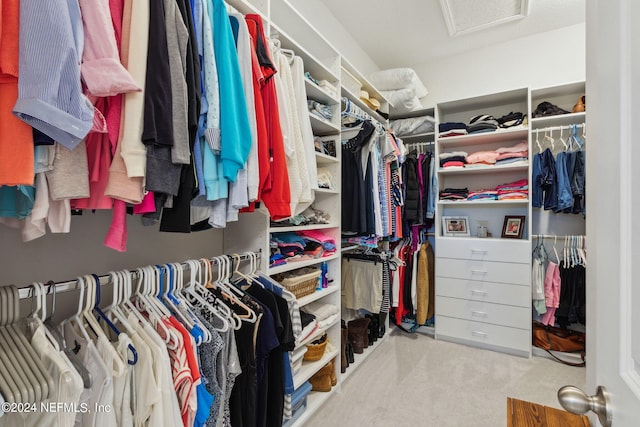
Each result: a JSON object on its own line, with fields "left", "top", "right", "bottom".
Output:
{"left": 16, "top": 251, "right": 261, "bottom": 300}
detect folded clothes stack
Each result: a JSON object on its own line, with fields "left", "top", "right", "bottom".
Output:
{"left": 496, "top": 178, "right": 529, "bottom": 200}
{"left": 439, "top": 150, "right": 467, "bottom": 168}
{"left": 467, "top": 189, "right": 499, "bottom": 201}
{"left": 438, "top": 122, "right": 467, "bottom": 138}
{"left": 467, "top": 114, "right": 499, "bottom": 134}
{"left": 439, "top": 187, "right": 468, "bottom": 201}
{"left": 270, "top": 230, "right": 336, "bottom": 266}
{"left": 465, "top": 141, "right": 529, "bottom": 168}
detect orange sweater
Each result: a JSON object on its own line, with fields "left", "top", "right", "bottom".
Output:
{"left": 0, "top": 0, "right": 34, "bottom": 186}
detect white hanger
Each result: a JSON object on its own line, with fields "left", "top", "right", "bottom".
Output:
{"left": 535, "top": 129, "right": 542, "bottom": 152}
{"left": 218, "top": 256, "right": 257, "bottom": 324}
{"left": 553, "top": 235, "right": 560, "bottom": 263}
{"left": 544, "top": 129, "right": 555, "bottom": 150}
{"left": 559, "top": 127, "right": 568, "bottom": 150}
{"left": 182, "top": 260, "right": 229, "bottom": 333}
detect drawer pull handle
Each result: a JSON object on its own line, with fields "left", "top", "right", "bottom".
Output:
{"left": 471, "top": 269, "right": 488, "bottom": 275}
{"left": 471, "top": 310, "right": 488, "bottom": 317}
{"left": 471, "top": 330, "right": 488, "bottom": 337}
{"left": 471, "top": 249, "right": 488, "bottom": 254}
{"left": 471, "top": 290, "right": 488, "bottom": 296}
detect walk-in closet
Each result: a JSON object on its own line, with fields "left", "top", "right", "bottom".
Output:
{"left": 1, "top": 0, "right": 638, "bottom": 425}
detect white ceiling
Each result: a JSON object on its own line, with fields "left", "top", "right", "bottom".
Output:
{"left": 319, "top": 0, "right": 585, "bottom": 69}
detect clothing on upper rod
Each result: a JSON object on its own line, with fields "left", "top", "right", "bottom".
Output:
{"left": 1, "top": 1, "right": 327, "bottom": 252}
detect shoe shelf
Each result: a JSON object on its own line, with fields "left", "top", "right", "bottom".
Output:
{"left": 340, "top": 331, "right": 388, "bottom": 383}
{"left": 297, "top": 285, "right": 339, "bottom": 308}
{"left": 269, "top": 253, "right": 340, "bottom": 275}
{"left": 309, "top": 113, "right": 340, "bottom": 136}
{"left": 295, "top": 317, "right": 340, "bottom": 350}
{"left": 294, "top": 347, "right": 339, "bottom": 389}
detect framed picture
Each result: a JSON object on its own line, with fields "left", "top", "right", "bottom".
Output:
{"left": 442, "top": 216, "right": 470, "bottom": 237}
{"left": 502, "top": 215, "right": 526, "bottom": 239}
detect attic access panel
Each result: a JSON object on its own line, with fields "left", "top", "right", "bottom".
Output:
{"left": 440, "top": 0, "right": 530, "bottom": 37}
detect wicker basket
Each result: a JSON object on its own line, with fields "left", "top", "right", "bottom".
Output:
{"left": 275, "top": 268, "right": 321, "bottom": 299}
{"left": 304, "top": 334, "right": 328, "bottom": 361}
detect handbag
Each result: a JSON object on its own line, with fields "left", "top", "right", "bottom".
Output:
{"left": 532, "top": 321, "right": 586, "bottom": 367}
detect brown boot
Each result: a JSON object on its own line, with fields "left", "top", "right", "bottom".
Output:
{"left": 309, "top": 363, "right": 333, "bottom": 392}
{"left": 341, "top": 322, "right": 348, "bottom": 373}
{"left": 347, "top": 318, "right": 371, "bottom": 354}
{"left": 329, "top": 359, "right": 337, "bottom": 386}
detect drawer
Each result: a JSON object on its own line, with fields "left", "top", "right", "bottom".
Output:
{"left": 435, "top": 277, "right": 530, "bottom": 307}
{"left": 436, "top": 316, "right": 531, "bottom": 352}
{"left": 436, "top": 296, "right": 531, "bottom": 329}
{"left": 436, "top": 257, "right": 531, "bottom": 286}
{"left": 437, "top": 238, "right": 530, "bottom": 263}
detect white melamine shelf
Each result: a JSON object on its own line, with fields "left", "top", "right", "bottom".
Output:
{"left": 270, "top": 23, "right": 339, "bottom": 83}
{"left": 297, "top": 285, "right": 339, "bottom": 308}
{"left": 270, "top": 223, "right": 338, "bottom": 233}
{"left": 438, "top": 199, "right": 529, "bottom": 207}
{"left": 341, "top": 333, "right": 387, "bottom": 383}
{"left": 287, "top": 390, "right": 335, "bottom": 427}
{"left": 531, "top": 112, "right": 586, "bottom": 128}
{"left": 438, "top": 163, "right": 529, "bottom": 175}
{"left": 437, "top": 127, "right": 529, "bottom": 148}
{"left": 315, "top": 152, "right": 339, "bottom": 164}
{"left": 401, "top": 132, "right": 435, "bottom": 142}
{"left": 341, "top": 86, "right": 387, "bottom": 124}
{"left": 341, "top": 245, "right": 360, "bottom": 252}
{"left": 225, "top": 0, "right": 263, "bottom": 16}
{"left": 305, "top": 79, "right": 339, "bottom": 105}
{"left": 314, "top": 188, "right": 338, "bottom": 194}
{"left": 295, "top": 317, "right": 340, "bottom": 349}
{"left": 437, "top": 236, "right": 531, "bottom": 243}
{"left": 293, "top": 348, "right": 339, "bottom": 389}
{"left": 269, "top": 253, "right": 340, "bottom": 275}
{"left": 309, "top": 114, "right": 340, "bottom": 136}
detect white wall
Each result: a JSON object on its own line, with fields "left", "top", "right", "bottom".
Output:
{"left": 414, "top": 23, "right": 586, "bottom": 108}
{"left": 286, "top": 0, "right": 380, "bottom": 76}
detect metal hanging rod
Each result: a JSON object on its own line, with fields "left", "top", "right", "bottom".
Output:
{"left": 533, "top": 123, "right": 585, "bottom": 133}
{"left": 533, "top": 234, "right": 585, "bottom": 239}
{"left": 16, "top": 251, "right": 261, "bottom": 300}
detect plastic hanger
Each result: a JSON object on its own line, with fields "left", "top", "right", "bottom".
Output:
{"left": 2, "top": 285, "right": 54, "bottom": 403}
{"left": 43, "top": 281, "right": 93, "bottom": 389}
{"left": 170, "top": 262, "right": 211, "bottom": 344}
{"left": 218, "top": 257, "right": 257, "bottom": 323}
{"left": 559, "top": 127, "right": 568, "bottom": 150}
{"left": 206, "top": 257, "right": 244, "bottom": 329}
{"left": 182, "top": 260, "right": 230, "bottom": 333}
{"left": 0, "top": 286, "right": 26, "bottom": 403}
{"left": 544, "top": 129, "right": 555, "bottom": 150}
{"left": 133, "top": 267, "right": 178, "bottom": 350}
{"left": 535, "top": 129, "right": 542, "bottom": 152}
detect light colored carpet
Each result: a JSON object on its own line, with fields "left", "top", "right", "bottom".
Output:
{"left": 304, "top": 328, "right": 586, "bottom": 427}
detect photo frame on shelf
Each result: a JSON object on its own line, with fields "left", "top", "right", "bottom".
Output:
{"left": 502, "top": 215, "right": 526, "bottom": 239}
{"left": 442, "top": 216, "right": 470, "bottom": 237}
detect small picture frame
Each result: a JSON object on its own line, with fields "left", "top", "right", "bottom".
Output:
{"left": 502, "top": 215, "right": 526, "bottom": 239}
{"left": 442, "top": 216, "right": 470, "bottom": 237}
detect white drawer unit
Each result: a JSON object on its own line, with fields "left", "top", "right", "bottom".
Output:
{"left": 435, "top": 277, "right": 530, "bottom": 307}
{"left": 437, "top": 238, "right": 531, "bottom": 263}
{"left": 436, "top": 257, "right": 530, "bottom": 286}
{"left": 436, "top": 316, "right": 531, "bottom": 353}
{"left": 435, "top": 296, "right": 531, "bottom": 330}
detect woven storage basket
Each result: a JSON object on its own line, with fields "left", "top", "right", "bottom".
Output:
{"left": 304, "top": 334, "right": 328, "bottom": 361}
{"left": 275, "top": 268, "right": 320, "bottom": 299}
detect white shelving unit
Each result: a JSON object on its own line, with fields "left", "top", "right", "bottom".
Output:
{"left": 434, "top": 88, "right": 533, "bottom": 357}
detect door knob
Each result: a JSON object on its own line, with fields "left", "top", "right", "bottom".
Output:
{"left": 557, "top": 385, "right": 612, "bottom": 427}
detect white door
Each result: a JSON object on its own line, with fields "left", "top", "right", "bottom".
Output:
{"left": 582, "top": 0, "right": 640, "bottom": 425}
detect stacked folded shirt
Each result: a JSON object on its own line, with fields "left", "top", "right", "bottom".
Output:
{"left": 496, "top": 179, "right": 529, "bottom": 200}
{"left": 467, "top": 189, "right": 499, "bottom": 201}
{"left": 438, "top": 122, "right": 467, "bottom": 138}
{"left": 303, "top": 301, "right": 340, "bottom": 329}
{"left": 297, "top": 311, "right": 318, "bottom": 347}
{"left": 439, "top": 151, "right": 467, "bottom": 168}
{"left": 439, "top": 187, "right": 468, "bottom": 201}
{"left": 495, "top": 141, "right": 528, "bottom": 166}
{"left": 466, "top": 150, "right": 500, "bottom": 166}
{"left": 467, "top": 114, "right": 499, "bottom": 134}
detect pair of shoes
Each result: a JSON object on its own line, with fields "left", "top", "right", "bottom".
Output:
{"left": 309, "top": 361, "right": 334, "bottom": 392}
{"left": 573, "top": 95, "right": 586, "bottom": 113}
{"left": 347, "top": 317, "right": 371, "bottom": 354}
{"left": 365, "top": 314, "right": 379, "bottom": 346}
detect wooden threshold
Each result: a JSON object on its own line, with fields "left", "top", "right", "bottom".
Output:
{"left": 507, "top": 397, "right": 590, "bottom": 427}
